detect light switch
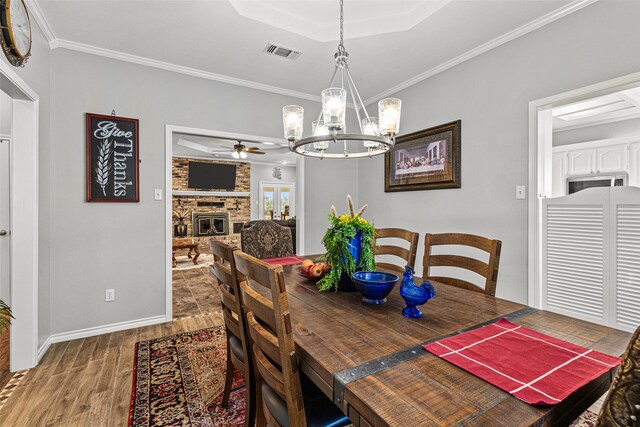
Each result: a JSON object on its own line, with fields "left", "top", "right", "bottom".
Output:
{"left": 154, "top": 189, "right": 163, "bottom": 201}
{"left": 516, "top": 185, "right": 526, "bottom": 200}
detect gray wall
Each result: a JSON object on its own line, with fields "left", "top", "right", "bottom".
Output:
{"left": 250, "top": 163, "right": 296, "bottom": 220}
{"left": 47, "top": 48, "right": 356, "bottom": 334}
{"left": 358, "top": 1, "right": 640, "bottom": 304}
{"left": 0, "top": 22, "right": 52, "bottom": 348}
{"left": 553, "top": 118, "right": 640, "bottom": 146}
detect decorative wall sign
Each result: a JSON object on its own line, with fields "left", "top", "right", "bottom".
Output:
{"left": 385, "top": 120, "right": 461, "bottom": 192}
{"left": 86, "top": 113, "right": 139, "bottom": 202}
{"left": 272, "top": 167, "right": 282, "bottom": 180}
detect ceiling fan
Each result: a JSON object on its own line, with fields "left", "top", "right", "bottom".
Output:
{"left": 223, "top": 141, "right": 266, "bottom": 159}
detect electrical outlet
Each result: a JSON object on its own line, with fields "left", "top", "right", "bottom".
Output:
{"left": 154, "top": 189, "right": 163, "bottom": 201}
{"left": 105, "top": 289, "right": 115, "bottom": 302}
{"left": 516, "top": 185, "right": 526, "bottom": 200}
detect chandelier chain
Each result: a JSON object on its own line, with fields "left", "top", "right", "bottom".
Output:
{"left": 339, "top": 0, "right": 344, "bottom": 49}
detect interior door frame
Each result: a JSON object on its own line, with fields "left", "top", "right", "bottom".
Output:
{"left": 0, "top": 61, "right": 40, "bottom": 371}
{"left": 164, "top": 125, "right": 305, "bottom": 320}
{"left": 527, "top": 71, "right": 640, "bottom": 308}
{"left": 258, "top": 181, "right": 295, "bottom": 219}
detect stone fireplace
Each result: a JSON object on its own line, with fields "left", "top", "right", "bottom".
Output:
{"left": 172, "top": 157, "right": 250, "bottom": 248}
{"left": 192, "top": 212, "right": 229, "bottom": 237}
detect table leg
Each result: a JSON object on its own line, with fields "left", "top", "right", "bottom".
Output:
{"left": 187, "top": 248, "right": 192, "bottom": 259}
{"left": 192, "top": 245, "right": 200, "bottom": 265}
{"left": 172, "top": 251, "right": 177, "bottom": 268}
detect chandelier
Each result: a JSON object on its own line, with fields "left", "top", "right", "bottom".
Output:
{"left": 282, "top": 0, "right": 402, "bottom": 159}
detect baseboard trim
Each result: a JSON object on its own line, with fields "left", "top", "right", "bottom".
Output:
{"left": 48, "top": 315, "right": 169, "bottom": 345}
{"left": 36, "top": 336, "right": 51, "bottom": 362}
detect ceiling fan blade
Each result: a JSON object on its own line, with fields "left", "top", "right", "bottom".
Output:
{"left": 250, "top": 151, "right": 266, "bottom": 155}
{"left": 221, "top": 146, "right": 236, "bottom": 150}
{"left": 244, "top": 147, "right": 262, "bottom": 151}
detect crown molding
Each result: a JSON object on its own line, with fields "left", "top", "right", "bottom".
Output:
{"left": 24, "top": 0, "right": 57, "bottom": 47}
{"left": 53, "top": 39, "right": 322, "bottom": 103}
{"left": 28, "top": 0, "right": 597, "bottom": 106}
{"left": 364, "top": 0, "right": 599, "bottom": 105}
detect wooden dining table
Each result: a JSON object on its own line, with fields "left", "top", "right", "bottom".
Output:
{"left": 276, "top": 263, "right": 631, "bottom": 427}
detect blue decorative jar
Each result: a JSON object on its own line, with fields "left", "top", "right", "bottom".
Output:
{"left": 399, "top": 266, "right": 436, "bottom": 318}
{"left": 337, "top": 231, "right": 361, "bottom": 292}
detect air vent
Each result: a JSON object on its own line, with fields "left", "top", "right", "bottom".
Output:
{"left": 263, "top": 43, "right": 302, "bottom": 60}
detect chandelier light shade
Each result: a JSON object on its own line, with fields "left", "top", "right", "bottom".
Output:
{"left": 282, "top": 105, "right": 304, "bottom": 142}
{"left": 321, "top": 88, "right": 347, "bottom": 131}
{"left": 378, "top": 98, "right": 402, "bottom": 136}
{"left": 232, "top": 150, "right": 240, "bottom": 159}
{"left": 282, "top": 0, "right": 402, "bottom": 159}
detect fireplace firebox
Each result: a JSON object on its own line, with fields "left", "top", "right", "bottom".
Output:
{"left": 192, "top": 212, "right": 230, "bottom": 237}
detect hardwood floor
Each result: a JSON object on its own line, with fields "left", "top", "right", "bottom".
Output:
{"left": 0, "top": 270, "right": 223, "bottom": 426}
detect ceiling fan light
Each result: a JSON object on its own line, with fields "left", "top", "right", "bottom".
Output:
{"left": 378, "top": 98, "right": 401, "bottom": 137}
{"left": 322, "top": 88, "right": 346, "bottom": 131}
{"left": 283, "top": 105, "right": 304, "bottom": 142}
{"left": 240, "top": 151, "right": 248, "bottom": 159}
{"left": 232, "top": 151, "right": 240, "bottom": 159}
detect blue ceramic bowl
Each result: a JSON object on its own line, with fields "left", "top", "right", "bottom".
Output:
{"left": 352, "top": 271, "right": 400, "bottom": 305}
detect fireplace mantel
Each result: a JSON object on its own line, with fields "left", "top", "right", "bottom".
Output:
{"left": 172, "top": 190, "right": 250, "bottom": 197}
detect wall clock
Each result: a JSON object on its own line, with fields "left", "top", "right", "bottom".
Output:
{"left": 0, "top": 0, "right": 31, "bottom": 67}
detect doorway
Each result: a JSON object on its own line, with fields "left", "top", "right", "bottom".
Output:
{"left": 528, "top": 71, "right": 640, "bottom": 331}
{"left": 259, "top": 182, "right": 295, "bottom": 220}
{"left": 164, "top": 125, "right": 305, "bottom": 320}
{"left": 0, "top": 63, "right": 40, "bottom": 371}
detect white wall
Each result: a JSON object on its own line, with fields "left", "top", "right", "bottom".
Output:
{"left": 46, "top": 48, "right": 357, "bottom": 335}
{"left": 554, "top": 118, "right": 640, "bottom": 147}
{"left": 358, "top": 1, "right": 640, "bottom": 304}
{"left": 250, "top": 163, "right": 296, "bottom": 220}
{"left": 0, "top": 22, "right": 52, "bottom": 349}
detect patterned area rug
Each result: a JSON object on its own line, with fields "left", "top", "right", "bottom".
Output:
{"left": 173, "top": 254, "right": 215, "bottom": 271}
{"left": 129, "top": 327, "right": 246, "bottom": 426}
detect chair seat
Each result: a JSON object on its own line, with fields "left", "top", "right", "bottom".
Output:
{"left": 261, "top": 374, "right": 350, "bottom": 427}
{"left": 228, "top": 334, "right": 245, "bottom": 363}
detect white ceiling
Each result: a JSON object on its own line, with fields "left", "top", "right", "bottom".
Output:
{"left": 552, "top": 87, "right": 640, "bottom": 131}
{"left": 36, "top": 0, "right": 578, "bottom": 102}
{"left": 172, "top": 133, "right": 297, "bottom": 165}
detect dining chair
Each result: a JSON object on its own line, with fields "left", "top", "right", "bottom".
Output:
{"left": 374, "top": 227, "right": 420, "bottom": 274}
{"left": 233, "top": 250, "right": 351, "bottom": 427}
{"left": 422, "top": 233, "right": 502, "bottom": 296}
{"left": 208, "top": 239, "right": 256, "bottom": 427}
{"left": 241, "top": 220, "right": 294, "bottom": 259}
{"left": 596, "top": 325, "right": 640, "bottom": 426}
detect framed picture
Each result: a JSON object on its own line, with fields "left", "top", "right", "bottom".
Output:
{"left": 86, "top": 113, "right": 140, "bottom": 202}
{"left": 385, "top": 120, "right": 461, "bottom": 192}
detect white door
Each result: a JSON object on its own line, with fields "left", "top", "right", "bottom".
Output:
{"left": 259, "top": 182, "right": 295, "bottom": 220}
{"left": 542, "top": 186, "right": 640, "bottom": 332}
{"left": 0, "top": 139, "right": 9, "bottom": 310}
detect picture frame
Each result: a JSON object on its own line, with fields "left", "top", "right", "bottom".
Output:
{"left": 385, "top": 120, "right": 461, "bottom": 192}
{"left": 86, "top": 113, "right": 140, "bottom": 202}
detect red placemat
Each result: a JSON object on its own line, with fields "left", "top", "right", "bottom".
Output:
{"left": 423, "top": 318, "right": 620, "bottom": 405}
{"left": 261, "top": 255, "right": 306, "bottom": 266}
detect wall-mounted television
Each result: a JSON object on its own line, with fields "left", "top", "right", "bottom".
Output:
{"left": 188, "top": 161, "right": 236, "bottom": 190}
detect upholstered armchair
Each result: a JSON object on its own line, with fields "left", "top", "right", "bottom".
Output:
{"left": 240, "top": 220, "right": 294, "bottom": 259}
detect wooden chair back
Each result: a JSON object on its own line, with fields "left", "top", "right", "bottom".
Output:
{"left": 233, "top": 250, "right": 306, "bottom": 426}
{"left": 597, "top": 325, "right": 640, "bottom": 426}
{"left": 374, "top": 228, "right": 419, "bottom": 274}
{"left": 422, "top": 233, "right": 502, "bottom": 296}
{"left": 208, "top": 240, "right": 249, "bottom": 356}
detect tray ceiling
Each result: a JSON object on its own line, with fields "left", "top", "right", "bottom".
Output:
{"left": 37, "top": 0, "right": 581, "bottom": 101}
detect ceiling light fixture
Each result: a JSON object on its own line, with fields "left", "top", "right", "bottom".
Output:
{"left": 282, "top": 0, "right": 402, "bottom": 159}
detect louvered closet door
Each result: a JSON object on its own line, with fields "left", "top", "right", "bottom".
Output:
{"left": 611, "top": 187, "right": 640, "bottom": 332}
{"left": 542, "top": 188, "right": 611, "bottom": 325}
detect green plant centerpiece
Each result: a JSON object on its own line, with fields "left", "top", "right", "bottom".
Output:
{"left": 317, "top": 195, "right": 375, "bottom": 292}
